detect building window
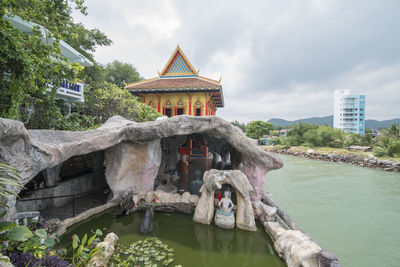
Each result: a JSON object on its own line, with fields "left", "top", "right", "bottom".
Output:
{"left": 177, "top": 108, "right": 184, "bottom": 115}
{"left": 165, "top": 108, "right": 172, "bottom": 117}
{"left": 196, "top": 108, "right": 201, "bottom": 116}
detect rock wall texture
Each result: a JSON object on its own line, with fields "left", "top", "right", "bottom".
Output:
{"left": 105, "top": 140, "right": 161, "bottom": 199}
{"left": 0, "top": 115, "right": 283, "bottom": 217}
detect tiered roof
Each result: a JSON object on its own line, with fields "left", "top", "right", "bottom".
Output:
{"left": 126, "top": 46, "right": 224, "bottom": 108}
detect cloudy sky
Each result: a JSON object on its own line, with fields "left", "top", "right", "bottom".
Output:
{"left": 73, "top": 0, "right": 400, "bottom": 122}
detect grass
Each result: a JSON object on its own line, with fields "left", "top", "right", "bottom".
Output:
{"left": 262, "top": 145, "right": 400, "bottom": 163}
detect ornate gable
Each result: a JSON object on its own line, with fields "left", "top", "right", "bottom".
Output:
{"left": 160, "top": 45, "right": 198, "bottom": 77}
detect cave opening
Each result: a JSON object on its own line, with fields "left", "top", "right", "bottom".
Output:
{"left": 155, "top": 133, "right": 242, "bottom": 204}
{"left": 16, "top": 150, "right": 110, "bottom": 220}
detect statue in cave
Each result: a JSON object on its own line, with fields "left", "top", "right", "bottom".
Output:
{"left": 189, "top": 169, "right": 203, "bottom": 196}
{"left": 156, "top": 172, "right": 179, "bottom": 193}
{"left": 214, "top": 191, "right": 235, "bottom": 229}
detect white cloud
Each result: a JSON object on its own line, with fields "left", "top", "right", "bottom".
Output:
{"left": 73, "top": 0, "right": 400, "bottom": 122}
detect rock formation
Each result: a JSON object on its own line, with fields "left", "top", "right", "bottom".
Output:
{"left": 105, "top": 140, "right": 161, "bottom": 199}
{"left": 0, "top": 115, "right": 283, "bottom": 218}
{"left": 193, "top": 169, "right": 257, "bottom": 231}
{"left": 87, "top": 232, "right": 118, "bottom": 267}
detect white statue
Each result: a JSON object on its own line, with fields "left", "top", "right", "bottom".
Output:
{"left": 214, "top": 190, "right": 235, "bottom": 229}
{"left": 218, "top": 191, "right": 234, "bottom": 213}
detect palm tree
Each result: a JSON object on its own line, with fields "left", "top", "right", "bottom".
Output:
{"left": 381, "top": 123, "right": 400, "bottom": 138}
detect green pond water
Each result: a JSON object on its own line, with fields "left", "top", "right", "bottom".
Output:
{"left": 60, "top": 209, "right": 285, "bottom": 267}
{"left": 265, "top": 154, "right": 400, "bottom": 267}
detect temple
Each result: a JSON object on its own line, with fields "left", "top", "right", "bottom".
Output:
{"left": 126, "top": 46, "right": 224, "bottom": 158}
{"left": 125, "top": 45, "right": 224, "bottom": 117}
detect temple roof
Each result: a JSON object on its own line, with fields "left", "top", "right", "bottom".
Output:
{"left": 126, "top": 76, "right": 220, "bottom": 89}
{"left": 126, "top": 45, "right": 224, "bottom": 107}
{"left": 159, "top": 45, "right": 198, "bottom": 77}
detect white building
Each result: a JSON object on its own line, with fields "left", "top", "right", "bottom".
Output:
{"left": 5, "top": 15, "right": 93, "bottom": 103}
{"left": 334, "top": 90, "right": 366, "bottom": 134}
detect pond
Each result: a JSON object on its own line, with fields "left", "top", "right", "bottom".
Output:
{"left": 266, "top": 154, "right": 400, "bottom": 267}
{"left": 60, "top": 208, "right": 286, "bottom": 267}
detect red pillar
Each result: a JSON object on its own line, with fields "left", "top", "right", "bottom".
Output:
{"left": 157, "top": 96, "right": 161, "bottom": 113}
{"left": 189, "top": 94, "right": 192, "bottom": 115}
{"left": 142, "top": 96, "right": 146, "bottom": 103}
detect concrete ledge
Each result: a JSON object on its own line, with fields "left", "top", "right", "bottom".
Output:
{"left": 52, "top": 200, "right": 119, "bottom": 238}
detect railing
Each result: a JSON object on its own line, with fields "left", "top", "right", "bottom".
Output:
{"left": 18, "top": 190, "right": 97, "bottom": 218}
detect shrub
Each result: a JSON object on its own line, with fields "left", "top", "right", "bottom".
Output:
{"left": 373, "top": 146, "right": 388, "bottom": 157}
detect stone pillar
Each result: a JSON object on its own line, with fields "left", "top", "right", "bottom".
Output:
{"left": 42, "top": 164, "right": 62, "bottom": 187}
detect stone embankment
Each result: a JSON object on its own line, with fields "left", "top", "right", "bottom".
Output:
{"left": 267, "top": 148, "right": 400, "bottom": 172}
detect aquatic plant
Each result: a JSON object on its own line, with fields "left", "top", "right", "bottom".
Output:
{"left": 68, "top": 229, "right": 104, "bottom": 267}
{"left": 110, "top": 237, "right": 182, "bottom": 267}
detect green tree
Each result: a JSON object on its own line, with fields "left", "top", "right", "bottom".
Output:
{"left": 316, "top": 125, "right": 335, "bottom": 147}
{"left": 0, "top": 0, "right": 111, "bottom": 128}
{"left": 84, "top": 81, "right": 160, "bottom": 123}
{"left": 104, "top": 60, "right": 142, "bottom": 88}
{"left": 303, "top": 129, "right": 320, "bottom": 147}
{"left": 231, "top": 120, "right": 246, "bottom": 131}
{"left": 245, "top": 121, "right": 273, "bottom": 139}
{"left": 333, "top": 129, "right": 346, "bottom": 148}
{"left": 286, "top": 123, "right": 318, "bottom": 146}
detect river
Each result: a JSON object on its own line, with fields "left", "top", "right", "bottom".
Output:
{"left": 265, "top": 154, "right": 400, "bottom": 267}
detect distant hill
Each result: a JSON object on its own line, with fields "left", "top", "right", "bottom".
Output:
{"left": 268, "top": 116, "right": 333, "bottom": 127}
{"left": 365, "top": 119, "right": 400, "bottom": 130}
{"left": 267, "top": 116, "right": 400, "bottom": 130}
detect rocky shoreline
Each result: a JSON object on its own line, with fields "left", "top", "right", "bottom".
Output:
{"left": 265, "top": 148, "right": 400, "bottom": 172}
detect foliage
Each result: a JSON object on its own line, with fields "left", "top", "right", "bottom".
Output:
{"left": 381, "top": 123, "right": 400, "bottom": 138}
{"left": 0, "top": 163, "right": 23, "bottom": 208}
{"left": 374, "top": 136, "right": 400, "bottom": 157}
{"left": 0, "top": 223, "right": 33, "bottom": 244}
{"left": 58, "top": 112, "right": 99, "bottom": 131}
{"left": 104, "top": 60, "right": 142, "bottom": 88}
{"left": 110, "top": 237, "right": 182, "bottom": 267}
{"left": 231, "top": 120, "right": 246, "bottom": 131}
{"left": 245, "top": 121, "right": 273, "bottom": 139}
{"left": 343, "top": 133, "right": 372, "bottom": 148}
{"left": 7, "top": 229, "right": 56, "bottom": 259}
{"left": 332, "top": 129, "right": 346, "bottom": 148}
{"left": 286, "top": 123, "right": 319, "bottom": 146}
{"left": 270, "top": 130, "right": 280, "bottom": 137}
{"left": 84, "top": 81, "right": 160, "bottom": 123}
{"left": 0, "top": 0, "right": 110, "bottom": 129}
{"left": 62, "top": 22, "right": 112, "bottom": 63}
{"left": 9, "top": 251, "right": 70, "bottom": 267}
{"left": 372, "top": 146, "right": 388, "bottom": 157}
{"left": 0, "top": 12, "right": 72, "bottom": 121}
{"left": 67, "top": 229, "right": 103, "bottom": 267}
